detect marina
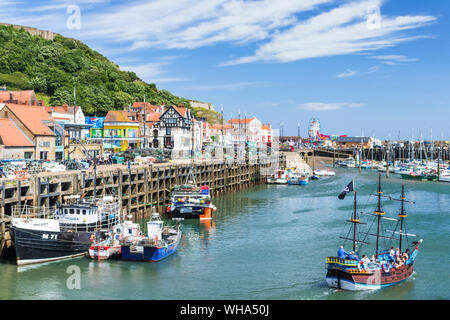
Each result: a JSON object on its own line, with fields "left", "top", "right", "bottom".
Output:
{"left": 0, "top": 167, "right": 448, "bottom": 299}
{"left": 0, "top": 2, "right": 449, "bottom": 306}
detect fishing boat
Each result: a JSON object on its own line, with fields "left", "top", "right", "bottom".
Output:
{"left": 267, "top": 169, "right": 290, "bottom": 184}
{"left": 121, "top": 211, "right": 181, "bottom": 262}
{"left": 167, "top": 167, "right": 216, "bottom": 220}
{"left": 287, "top": 172, "right": 308, "bottom": 185}
{"left": 325, "top": 175, "right": 423, "bottom": 291}
{"left": 89, "top": 220, "right": 141, "bottom": 260}
{"left": 400, "top": 170, "right": 438, "bottom": 181}
{"left": 314, "top": 169, "right": 336, "bottom": 177}
{"left": 56, "top": 195, "right": 121, "bottom": 231}
{"left": 336, "top": 159, "right": 356, "bottom": 168}
{"left": 10, "top": 193, "right": 121, "bottom": 266}
{"left": 439, "top": 169, "right": 450, "bottom": 183}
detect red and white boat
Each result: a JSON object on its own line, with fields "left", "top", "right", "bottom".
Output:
{"left": 89, "top": 220, "right": 141, "bottom": 260}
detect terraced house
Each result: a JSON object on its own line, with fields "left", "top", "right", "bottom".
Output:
{"left": 0, "top": 103, "right": 58, "bottom": 160}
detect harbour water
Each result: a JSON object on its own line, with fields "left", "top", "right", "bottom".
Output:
{"left": 0, "top": 168, "right": 448, "bottom": 300}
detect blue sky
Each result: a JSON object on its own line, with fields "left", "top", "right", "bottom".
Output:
{"left": 1, "top": 0, "right": 449, "bottom": 139}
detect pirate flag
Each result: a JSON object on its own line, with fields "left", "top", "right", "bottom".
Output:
{"left": 338, "top": 180, "right": 354, "bottom": 200}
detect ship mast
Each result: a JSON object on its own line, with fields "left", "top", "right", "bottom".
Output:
{"left": 375, "top": 173, "right": 385, "bottom": 256}
{"left": 398, "top": 184, "right": 407, "bottom": 251}
{"left": 352, "top": 188, "right": 357, "bottom": 252}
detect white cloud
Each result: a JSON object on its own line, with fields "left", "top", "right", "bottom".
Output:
{"left": 225, "top": 0, "right": 436, "bottom": 65}
{"left": 370, "top": 54, "right": 419, "bottom": 65}
{"left": 299, "top": 102, "right": 365, "bottom": 111}
{"left": 336, "top": 69, "right": 358, "bottom": 78}
{"left": 78, "top": 0, "right": 333, "bottom": 49}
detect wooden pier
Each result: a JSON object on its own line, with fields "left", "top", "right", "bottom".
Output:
{"left": 0, "top": 155, "right": 285, "bottom": 256}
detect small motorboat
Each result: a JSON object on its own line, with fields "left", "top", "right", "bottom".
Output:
{"left": 89, "top": 220, "right": 141, "bottom": 260}
{"left": 121, "top": 212, "right": 181, "bottom": 262}
{"left": 287, "top": 172, "right": 309, "bottom": 185}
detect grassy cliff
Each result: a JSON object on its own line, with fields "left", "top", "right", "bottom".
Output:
{"left": 0, "top": 24, "right": 190, "bottom": 115}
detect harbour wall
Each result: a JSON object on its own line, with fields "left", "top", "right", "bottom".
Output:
{"left": 0, "top": 155, "right": 285, "bottom": 256}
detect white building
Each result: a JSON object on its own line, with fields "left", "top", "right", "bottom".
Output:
{"left": 44, "top": 104, "right": 86, "bottom": 139}
{"left": 227, "top": 117, "right": 262, "bottom": 148}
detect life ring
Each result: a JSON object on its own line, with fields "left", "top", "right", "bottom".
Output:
{"left": 90, "top": 234, "right": 95, "bottom": 243}
{"left": 382, "top": 262, "right": 390, "bottom": 273}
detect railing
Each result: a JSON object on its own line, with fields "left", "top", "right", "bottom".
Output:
{"left": 11, "top": 205, "right": 57, "bottom": 220}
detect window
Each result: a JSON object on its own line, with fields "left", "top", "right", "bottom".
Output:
{"left": 166, "top": 127, "right": 171, "bottom": 135}
{"left": 24, "top": 152, "right": 33, "bottom": 159}
{"left": 82, "top": 210, "right": 87, "bottom": 215}
{"left": 69, "top": 209, "right": 74, "bottom": 214}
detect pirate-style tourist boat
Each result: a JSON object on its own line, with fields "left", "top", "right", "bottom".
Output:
{"left": 325, "top": 175, "right": 422, "bottom": 291}
{"left": 167, "top": 167, "right": 216, "bottom": 220}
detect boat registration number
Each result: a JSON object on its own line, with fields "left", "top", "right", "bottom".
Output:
{"left": 42, "top": 234, "right": 58, "bottom": 240}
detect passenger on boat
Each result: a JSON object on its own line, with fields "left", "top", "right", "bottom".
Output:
{"left": 389, "top": 247, "right": 396, "bottom": 262}
{"left": 346, "top": 251, "right": 359, "bottom": 260}
{"left": 395, "top": 248, "right": 401, "bottom": 261}
{"left": 402, "top": 249, "right": 409, "bottom": 260}
{"left": 337, "top": 246, "right": 349, "bottom": 259}
{"left": 367, "top": 256, "right": 379, "bottom": 269}
{"left": 361, "top": 255, "right": 370, "bottom": 268}
{"left": 361, "top": 255, "right": 370, "bottom": 264}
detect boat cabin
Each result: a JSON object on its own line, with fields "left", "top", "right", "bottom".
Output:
{"left": 147, "top": 214, "right": 163, "bottom": 241}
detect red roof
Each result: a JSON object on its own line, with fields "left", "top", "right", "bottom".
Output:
{"left": 0, "top": 90, "right": 37, "bottom": 105}
{"left": 228, "top": 117, "right": 255, "bottom": 124}
{"left": 0, "top": 118, "right": 35, "bottom": 147}
{"left": 132, "top": 102, "right": 159, "bottom": 112}
{"left": 3, "top": 103, "right": 55, "bottom": 136}
{"left": 261, "top": 125, "right": 271, "bottom": 131}
{"left": 146, "top": 112, "right": 160, "bottom": 122}
{"left": 173, "top": 106, "right": 188, "bottom": 117}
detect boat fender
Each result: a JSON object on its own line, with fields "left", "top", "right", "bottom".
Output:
{"left": 155, "top": 235, "right": 158, "bottom": 246}
{"left": 90, "top": 234, "right": 95, "bottom": 243}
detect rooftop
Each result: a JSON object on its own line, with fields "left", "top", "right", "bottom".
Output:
{"left": 0, "top": 118, "right": 35, "bottom": 147}
{"left": 2, "top": 103, "right": 55, "bottom": 136}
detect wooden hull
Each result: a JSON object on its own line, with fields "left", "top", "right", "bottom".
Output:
{"left": 326, "top": 263, "right": 414, "bottom": 291}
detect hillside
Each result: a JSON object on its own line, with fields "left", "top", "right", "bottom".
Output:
{"left": 0, "top": 24, "right": 190, "bottom": 115}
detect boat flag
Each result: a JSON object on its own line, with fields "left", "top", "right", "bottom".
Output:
{"left": 338, "top": 180, "right": 354, "bottom": 200}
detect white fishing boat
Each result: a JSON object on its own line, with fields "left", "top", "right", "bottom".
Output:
{"left": 314, "top": 169, "right": 336, "bottom": 176}
{"left": 267, "top": 169, "right": 290, "bottom": 184}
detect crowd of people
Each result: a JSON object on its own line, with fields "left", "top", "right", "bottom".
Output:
{"left": 337, "top": 245, "right": 410, "bottom": 271}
